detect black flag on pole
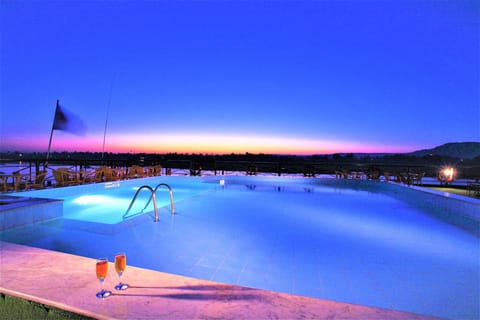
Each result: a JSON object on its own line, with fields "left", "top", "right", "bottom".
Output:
{"left": 46, "top": 100, "right": 87, "bottom": 165}
{"left": 52, "top": 104, "right": 87, "bottom": 135}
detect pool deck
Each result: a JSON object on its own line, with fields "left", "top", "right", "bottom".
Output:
{"left": 0, "top": 242, "right": 439, "bottom": 319}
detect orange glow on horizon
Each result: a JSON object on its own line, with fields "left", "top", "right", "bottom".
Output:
{"left": 1, "top": 133, "right": 415, "bottom": 155}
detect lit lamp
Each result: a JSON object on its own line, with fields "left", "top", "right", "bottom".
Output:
{"left": 439, "top": 167, "right": 455, "bottom": 185}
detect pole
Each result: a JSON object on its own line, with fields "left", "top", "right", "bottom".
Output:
{"left": 102, "top": 74, "right": 115, "bottom": 160}
{"left": 46, "top": 99, "right": 59, "bottom": 167}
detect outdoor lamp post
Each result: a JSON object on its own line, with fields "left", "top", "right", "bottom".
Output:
{"left": 439, "top": 167, "right": 455, "bottom": 185}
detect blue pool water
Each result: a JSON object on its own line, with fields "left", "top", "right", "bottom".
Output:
{"left": 1, "top": 176, "right": 479, "bottom": 319}
{"left": 18, "top": 178, "right": 212, "bottom": 224}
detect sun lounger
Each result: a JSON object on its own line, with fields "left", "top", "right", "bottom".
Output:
{"left": 145, "top": 166, "right": 155, "bottom": 177}
{"left": 0, "top": 175, "right": 8, "bottom": 192}
{"left": 335, "top": 170, "right": 349, "bottom": 179}
{"left": 29, "top": 171, "right": 48, "bottom": 189}
{"left": 103, "top": 167, "right": 120, "bottom": 181}
{"left": 114, "top": 167, "right": 126, "bottom": 180}
{"left": 153, "top": 164, "right": 162, "bottom": 176}
{"left": 383, "top": 172, "right": 392, "bottom": 182}
{"left": 413, "top": 172, "right": 425, "bottom": 186}
{"left": 82, "top": 167, "right": 103, "bottom": 183}
{"left": 11, "top": 173, "right": 29, "bottom": 191}
{"left": 128, "top": 165, "right": 145, "bottom": 178}
{"left": 52, "top": 168, "right": 79, "bottom": 187}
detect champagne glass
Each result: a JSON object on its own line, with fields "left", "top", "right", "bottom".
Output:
{"left": 95, "top": 258, "right": 111, "bottom": 298}
{"left": 114, "top": 252, "right": 129, "bottom": 290}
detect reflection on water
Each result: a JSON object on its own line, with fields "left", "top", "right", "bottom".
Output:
{"left": 1, "top": 176, "right": 478, "bottom": 320}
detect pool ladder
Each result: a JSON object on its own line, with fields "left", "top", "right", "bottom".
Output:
{"left": 123, "top": 183, "right": 175, "bottom": 222}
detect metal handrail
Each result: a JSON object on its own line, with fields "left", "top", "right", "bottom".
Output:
{"left": 142, "top": 183, "right": 175, "bottom": 215}
{"left": 123, "top": 185, "right": 159, "bottom": 222}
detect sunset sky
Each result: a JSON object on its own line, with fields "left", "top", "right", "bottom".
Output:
{"left": 1, "top": 0, "right": 478, "bottom": 155}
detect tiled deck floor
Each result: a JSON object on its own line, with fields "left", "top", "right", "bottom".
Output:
{"left": 0, "top": 242, "right": 438, "bottom": 319}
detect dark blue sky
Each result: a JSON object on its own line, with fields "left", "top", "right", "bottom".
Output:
{"left": 1, "top": 0, "right": 478, "bottom": 154}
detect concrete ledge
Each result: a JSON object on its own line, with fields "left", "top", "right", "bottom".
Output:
{"left": 0, "top": 242, "right": 438, "bottom": 319}
{"left": 0, "top": 196, "right": 62, "bottom": 231}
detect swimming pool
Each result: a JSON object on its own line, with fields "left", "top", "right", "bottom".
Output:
{"left": 1, "top": 176, "right": 479, "bottom": 319}
{"left": 16, "top": 177, "right": 212, "bottom": 224}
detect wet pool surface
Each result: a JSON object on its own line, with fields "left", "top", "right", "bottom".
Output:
{"left": 1, "top": 176, "right": 478, "bottom": 319}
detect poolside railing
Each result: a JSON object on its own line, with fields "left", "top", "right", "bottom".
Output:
{"left": 1, "top": 154, "right": 479, "bottom": 193}
{"left": 123, "top": 185, "right": 159, "bottom": 222}
{"left": 123, "top": 183, "right": 175, "bottom": 222}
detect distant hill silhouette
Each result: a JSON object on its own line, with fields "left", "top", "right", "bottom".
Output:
{"left": 409, "top": 142, "right": 480, "bottom": 159}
